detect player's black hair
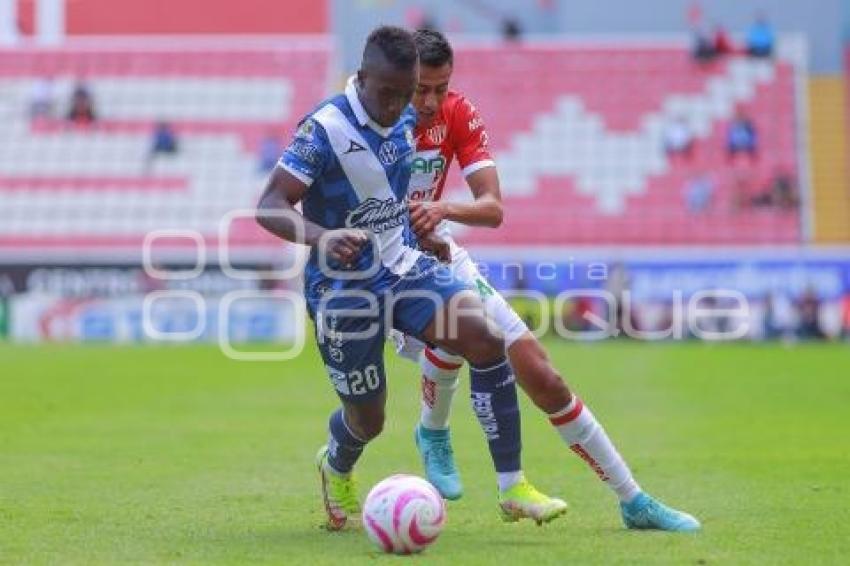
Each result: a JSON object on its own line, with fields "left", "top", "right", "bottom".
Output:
{"left": 413, "top": 28, "right": 453, "bottom": 67}
{"left": 362, "top": 25, "right": 418, "bottom": 71}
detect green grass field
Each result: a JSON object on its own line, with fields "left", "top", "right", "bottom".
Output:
{"left": 2, "top": 340, "right": 849, "bottom": 564}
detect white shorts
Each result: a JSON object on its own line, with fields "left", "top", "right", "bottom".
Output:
{"left": 390, "top": 247, "right": 529, "bottom": 363}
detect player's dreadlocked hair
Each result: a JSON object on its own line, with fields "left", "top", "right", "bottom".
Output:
{"left": 413, "top": 28, "right": 453, "bottom": 67}
{"left": 362, "top": 25, "right": 418, "bottom": 71}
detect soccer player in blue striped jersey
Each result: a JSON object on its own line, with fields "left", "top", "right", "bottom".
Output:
{"left": 256, "top": 26, "right": 566, "bottom": 530}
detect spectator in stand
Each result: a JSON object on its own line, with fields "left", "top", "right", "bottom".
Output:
{"left": 683, "top": 172, "right": 715, "bottom": 213}
{"left": 751, "top": 167, "right": 799, "bottom": 210}
{"left": 663, "top": 116, "right": 695, "bottom": 160}
{"left": 28, "top": 77, "right": 54, "bottom": 120}
{"left": 501, "top": 17, "right": 522, "bottom": 42}
{"left": 67, "top": 81, "right": 96, "bottom": 125}
{"left": 146, "top": 121, "right": 178, "bottom": 171}
{"left": 727, "top": 107, "right": 758, "bottom": 162}
{"left": 713, "top": 24, "right": 735, "bottom": 57}
{"left": 796, "top": 287, "right": 825, "bottom": 340}
{"left": 768, "top": 168, "right": 799, "bottom": 210}
{"left": 746, "top": 14, "right": 775, "bottom": 58}
{"left": 257, "top": 131, "right": 281, "bottom": 173}
{"left": 692, "top": 26, "right": 717, "bottom": 63}
{"left": 151, "top": 121, "right": 178, "bottom": 154}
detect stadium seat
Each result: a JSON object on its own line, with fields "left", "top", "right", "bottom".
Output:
{"left": 0, "top": 40, "right": 331, "bottom": 254}
{"left": 447, "top": 45, "right": 802, "bottom": 245}
{"left": 0, "top": 41, "right": 801, "bottom": 252}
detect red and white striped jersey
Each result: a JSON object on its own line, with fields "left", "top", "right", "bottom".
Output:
{"left": 408, "top": 91, "right": 495, "bottom": 205}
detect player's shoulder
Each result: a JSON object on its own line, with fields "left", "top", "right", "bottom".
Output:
{"left": 443, "top": 90, "right": 481, "bottom": 120}
{"left": 297, "top": 93, "right": 350, "bottom": 136}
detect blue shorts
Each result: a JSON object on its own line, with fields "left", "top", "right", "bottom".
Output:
{"left": 307, "top": 257, "right": 470, "bottom": 403}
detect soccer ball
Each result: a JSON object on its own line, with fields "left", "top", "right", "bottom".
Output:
{"left": 362, "top": 474, "right": 446, "bottom": 554}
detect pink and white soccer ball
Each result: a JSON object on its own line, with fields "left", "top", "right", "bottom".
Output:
{"left": 363, "top": 474, "right": 446, "bottom": 554}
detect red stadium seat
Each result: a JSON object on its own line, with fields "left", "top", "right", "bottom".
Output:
{"left": 0, "top": 41, "right": 331, "bottom": 254}
{"left": 0, "top": 41, "right": 801, "bottom": 253}
{"left": 448, "top": 44, "right": 801, "bottom": 245}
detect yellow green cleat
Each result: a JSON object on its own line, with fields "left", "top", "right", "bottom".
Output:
{"left": 315, "top": 445, "right": 361, "bottom": 530}
{"left": 498, "top": 477, "right": 568, "bottom": 525}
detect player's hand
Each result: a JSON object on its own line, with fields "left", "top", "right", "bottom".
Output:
{"left": 419, "top": 232, "right": 451, "bottom": 263}
{"left": 409, "top": 201, "right": 447, "bottom": 237}
{"left": 320, "top": 228, "right": 369, "bottom": 266}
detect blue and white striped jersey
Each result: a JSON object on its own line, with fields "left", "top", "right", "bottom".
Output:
{"left": 278, "top": 77, "right": 425, "bottom": 294}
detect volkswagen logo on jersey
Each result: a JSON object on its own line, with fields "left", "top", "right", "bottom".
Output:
{"left": 378, "top": 141, "right": 399, "bottom": 165}
{"left": 345, "top": 197, "right": 407, "bottom": 233}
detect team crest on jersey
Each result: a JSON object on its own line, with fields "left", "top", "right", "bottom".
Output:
{"left": 296, "top": 119, "right": 315, "bottom": 140}
{"left": 378, "top": 140, "right": 399, "bottom": 165}
{"left": 289, "top": 139, "right": 320, "bottom": 164}
{"left": 427, "top": 124, "right": 447, "bottom": 145}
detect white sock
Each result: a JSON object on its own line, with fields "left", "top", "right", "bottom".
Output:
{"left": 549, "top": 397, "right": 641, "bottom": 503}
{"left": 497, "top": 471, "right": 524, "bottom": 492}
{"left": 419, "top": 347, "right": 462, "bottom": 430}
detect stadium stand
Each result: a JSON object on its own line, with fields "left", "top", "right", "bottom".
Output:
{"left": 447, "top": 43, "right": 804, "bottom": 245}
{"left": 0, "top": 40, "right": 803, "bottom": 255}
{"left": 0, "top": 39, "right": 331, "bottom": 256}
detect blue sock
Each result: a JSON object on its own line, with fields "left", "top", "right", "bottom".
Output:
{"left": 326, "top": 408, "right": 366, "bottom": 474}
{"left": 469, "top": 359, "right": 522, "bottom": 473}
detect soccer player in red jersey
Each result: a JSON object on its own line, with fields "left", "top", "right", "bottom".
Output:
{"left": 398, "top": 29, "right": 700, "bottom": 532}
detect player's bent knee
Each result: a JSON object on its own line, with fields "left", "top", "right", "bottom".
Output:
{"left": 467, "top": 324, "right": 507, "bottom": 366}
{"left": 462, "top": 334, "right": 505, "bottom": 367}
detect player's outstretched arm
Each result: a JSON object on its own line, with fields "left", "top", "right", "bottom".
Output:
{"left": 256, "top": 167, "right": 367, "bottom": 265}
{"left": 408, "top": 166, "right": 503, "bottom": 236}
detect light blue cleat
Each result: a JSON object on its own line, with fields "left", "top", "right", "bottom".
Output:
{"left": 415, "top": 424, "right": 463, "bottom": 500}
{"left": 621, "top": 492, "right": 701, "bottom": 532}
